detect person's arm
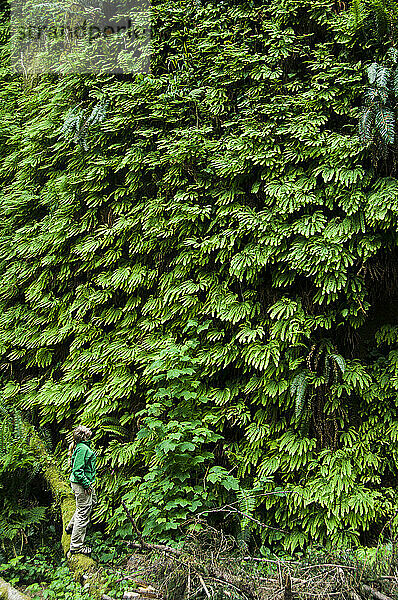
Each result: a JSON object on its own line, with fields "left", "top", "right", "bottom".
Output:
{"left": 72, "top": 446, "right": 91, "bottom": 489}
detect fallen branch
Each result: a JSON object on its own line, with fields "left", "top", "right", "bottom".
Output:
{"left": 283, "top": 572, "right": 292, "bottom": 600}
{"left": 361, "top": 585, "right": 393, "bottom": 600}
{"left": 198, "top": 574, "right": 211, "bottom": 599}
{"left": 129, "top": 541, "right": 181, "bottom": 556}
{"left": 300, "top": 564, "right": 357, "bottom": 572}
{"left": 197, "top": 506, "right": 287, "bottom": 533}
{"left": 0, "top": 577, "right": 31, "bottom": 600}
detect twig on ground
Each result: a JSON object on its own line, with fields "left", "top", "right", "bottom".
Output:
{"left": 300, "top": 563, "right": 357, "bottom": 572}
{"left": 361, "top": 584, "right": 393, "bottom": 600}
{"left": 198, "top": 574, "right": 211, "bottom": 599}
{"left": 348, "top": 592, "right": 363, "bottom": 600}
{"left": 129, "top": 541, "right": 181, "bottom": 556}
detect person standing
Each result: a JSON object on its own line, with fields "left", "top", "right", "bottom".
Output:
{"left": 65, "top": 426, "right": 97, "bottom": 556}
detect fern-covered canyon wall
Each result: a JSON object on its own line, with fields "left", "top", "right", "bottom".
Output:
{"left": 1, "top": 0, "right": 398, "bottom": 555}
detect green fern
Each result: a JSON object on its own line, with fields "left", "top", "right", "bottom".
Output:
{"left": 359, "top": 50, "right": 397, "bottom": 146}
{"left": 359, "top": 108, "right": 375, "bottom": 142}
{"left": 291, "top": 372, "right": 309, "bottom": 418}
{"left": 375, "top": 107, "right": 395, "bottom": 143}
{"left": 60, "top": 99, "right": 108, "bottom": 150}
{"left": 328, "top": 353, "right": 346, "bottom": 374}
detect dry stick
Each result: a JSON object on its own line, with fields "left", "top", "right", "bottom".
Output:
{"left": 269, "top": 587, "right": 285, "bottom": 600}
{"left": 221, "top": 556, "right": 299, "bottom": 566}
{"left": 198, "top": 574, "right": 211, "bottom": 599}
{"left": 197, "top": 506, "right": 287, "bottom": 533}
{"left": 259, "top": 577, "right": 310, "bottom": 585}
{"left": 299, "top": 592, "right": 343, "bottom": 598}
{"left": 114, "top": 575, "right": 144, "bottom": 585}
{"left": 208, "top": 565, "right": 258, "bottom": 600}
{"left": 300, "top": 563, "right": 357, "bottom": 572}
{"left": 244, "top": 557, "right": 298, "bottom": 565}
{"left": 348, "top": 592, "right": 363, "bottom": 600}
{"left": 129, "top": 541, "right": 181, "bottom": 556}
{"left": 361, "top": 584, "right": 394, "bottom": 600}
{"left": 121, "top": 501, "right": 149, "bottom": 552}
{"left": 187, "top": 566, "right": 191, "bottom": 599}
{"left": 277, "top": 560, "right": 283, "bottom": 588}
{"left": 210, "top": 576, "right": 252, "bottom": 599}
{"left": 283, "top": 572, "right": 292, "bottom": 600}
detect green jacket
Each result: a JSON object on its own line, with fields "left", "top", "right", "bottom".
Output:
{"left": 70, "top": 442, "right": 96, "bottom": 489}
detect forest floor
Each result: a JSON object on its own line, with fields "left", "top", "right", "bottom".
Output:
{"left": 4, "top": 527, "right": 398, "bottom": 600}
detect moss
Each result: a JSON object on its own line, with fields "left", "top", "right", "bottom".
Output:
{"left": 29, "top": 428, "right": 76, "bottom": 557}
{"left": 29, "top": 430, "right": 71, "bottom": 503}
{"left": 67, "top": 557, "right": 105, "bottom": 599}
{"left": 68, "top": 554, "right": 97, "bottom": 577}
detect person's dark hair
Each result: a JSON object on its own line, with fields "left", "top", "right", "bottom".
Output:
{"left": 73, "top": 426, "right": 92, "bottom": 443}
{"left": 68, "top": 426, "right": 93, "bottom": 467}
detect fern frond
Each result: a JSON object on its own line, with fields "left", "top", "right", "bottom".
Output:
{"left": 352, "top": 0, "right": 368, "bottom": 25}
{"left": 367, "top": 62, "right": 380, "bottom": 84}
{"left": 364, "top": 86, "right": 389, "bottom": 104}
{"left": 375, "top": 66, "right": 391, "bottom": 87}
{"left": 291, "top": 372, "right": 308, "bottom": 418}
{"left": 375, "top": 107, "right": 395, "bottom": 143}
{"left": 328, "top": 353, "right": 346, "bottom": 374}
{"left": 387, "top": 47, "right": 398, "bottom": 63}
{"left": 359, "top": 108, "right": 375, "bottom": 143}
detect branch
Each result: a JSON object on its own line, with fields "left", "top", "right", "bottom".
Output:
{"left": 121, "top": 501, "right": 149, "bottom": 552}
{"left": 198, "top": 574, "right": 211, "bottom": 599}
{"left": 0, "top": 577, "right": 31, "bottom": 600}
{"left": 196, "top": 506, "right": 287, "bottom": 533}
{"left": 348, "top": 592, "right": 363, "bottom": 600}
{"left": 361, "top": 585, "right": 393, "bottom": 600}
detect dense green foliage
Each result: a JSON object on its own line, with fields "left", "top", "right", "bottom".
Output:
{"left": 0, "top": 407, "right": 47, "bottom": 551}
{"left": 2, "top": 0, "right": 398, "bottom": 554}
{"left": 0, "top": 533, "right": 133, "bottom": 599}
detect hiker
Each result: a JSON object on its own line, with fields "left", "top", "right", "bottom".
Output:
{"left": 65, "top": 425, "right": 97, "bottom": 556}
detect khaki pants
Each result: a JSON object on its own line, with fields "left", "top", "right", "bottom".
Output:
{"left": 67, "top": 482, "right": 97, "bottom": 551}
